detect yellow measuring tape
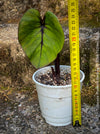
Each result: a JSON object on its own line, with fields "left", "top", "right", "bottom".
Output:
{"left": 68, "top": 0, "right": 81, "bottom": 126}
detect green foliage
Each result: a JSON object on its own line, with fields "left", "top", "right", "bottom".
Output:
{"left": 18, "top": 9, "right": 64, "bottom": 68}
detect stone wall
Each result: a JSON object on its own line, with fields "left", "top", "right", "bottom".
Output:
{"left": 0, "top": 0, "right": 68, "bottom": 23}
{"left": 0, "top": 0, "right": 100, "bottom": 24}
{"left": 0, "top": 0, "right": 40, "bottom": 23}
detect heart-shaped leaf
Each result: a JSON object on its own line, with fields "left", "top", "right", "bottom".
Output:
{"left": 18, "top": 9, "right": 64, "bottom": 68}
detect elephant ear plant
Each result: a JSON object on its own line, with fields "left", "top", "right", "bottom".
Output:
{"left": 18, "top": 9, "right": 64, "bottom": 82}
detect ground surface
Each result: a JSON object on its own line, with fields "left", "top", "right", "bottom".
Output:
{"left": 0, "top": 24, "right": 100, "bottom": 134}
{"left": 0, "top": 89, "right": 100, "bottom": 134}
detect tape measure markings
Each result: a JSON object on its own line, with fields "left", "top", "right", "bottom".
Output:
{"left": 68, "top": 0, "right": 81, "bottom": 126}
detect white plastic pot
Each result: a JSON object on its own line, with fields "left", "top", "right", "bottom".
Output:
{"left": 32, "top": 65, "right": 85, "bottom": 126}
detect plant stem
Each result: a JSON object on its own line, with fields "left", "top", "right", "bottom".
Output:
{"left": 51, "top": 53, "right": 60, "bottom": 84}
{"left": 51, "top": 67, "right": 56, "bottom": 80}
{"left": 55, "top": 53, "right": 60, "bottom": 78}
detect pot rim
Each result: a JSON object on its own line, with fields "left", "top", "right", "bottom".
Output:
{"left": 32, "top": 65, "right": 85, "bottom": 88}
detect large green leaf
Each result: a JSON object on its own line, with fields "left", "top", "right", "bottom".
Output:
{"left": 18, "top": 9, "right": 64, "bottom": 68}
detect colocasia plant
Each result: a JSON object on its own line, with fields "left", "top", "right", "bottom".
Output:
{"left": 18, "top": 9, "right": 64, "bottom": 82}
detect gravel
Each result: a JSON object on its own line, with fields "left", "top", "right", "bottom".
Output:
{"left": 35, "top": 67, "right": 71, "bottom": 86}
{"left": 0, "top": 91, "right": 100, "bottom": 134}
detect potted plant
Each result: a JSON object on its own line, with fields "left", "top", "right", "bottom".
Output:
{"left": 18, "top": 8, "right": 85, "bottom": 126}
